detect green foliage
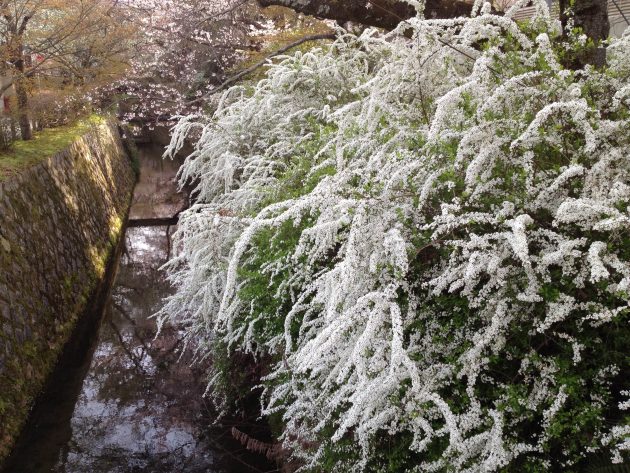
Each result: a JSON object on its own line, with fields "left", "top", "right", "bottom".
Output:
{"left": 0, "top": 115, "right": 104, "bottom": 181}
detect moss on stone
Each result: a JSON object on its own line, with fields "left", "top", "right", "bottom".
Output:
{"left": 0, "top": 115, "right": 104, "bottom": 181}
{"left": 0, "top": 119, "right": 135, "bottom": 466}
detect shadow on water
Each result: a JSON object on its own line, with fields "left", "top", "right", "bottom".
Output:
{"left": 3, "top": 141, "right": 277, "bottom": 473}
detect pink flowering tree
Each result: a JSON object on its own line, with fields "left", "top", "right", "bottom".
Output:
{"left": 107, "top": 0, "right": 261, "bottom": 126}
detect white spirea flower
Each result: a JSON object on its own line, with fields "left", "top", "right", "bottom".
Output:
{"left": 159, "top": 6, "right": 630, "bottom": 472}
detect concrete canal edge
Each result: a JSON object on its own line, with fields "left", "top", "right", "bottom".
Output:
{"left": 0, "top": 118, "right": 136, "bottom": 465}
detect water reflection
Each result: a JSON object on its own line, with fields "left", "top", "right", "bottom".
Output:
{"left": 4, "top": 226, "right": 270, "bottom": 473}
{"left": 53, "top": 226, "right": 218, "bottom": 473}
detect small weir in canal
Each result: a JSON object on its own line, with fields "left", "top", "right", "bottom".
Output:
{"left": 2, "top": 140, "right": 275, "bottom": 473}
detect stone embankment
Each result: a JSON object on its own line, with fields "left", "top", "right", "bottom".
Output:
{"left": 0, "top": 119, "right": 136, "bottom": 463}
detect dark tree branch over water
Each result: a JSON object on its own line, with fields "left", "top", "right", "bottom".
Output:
{"left": 259, "top": 0, "right": 609, "bottom": 66}
{"left": 258, "top": 0, "right": 471, "bottom": 29}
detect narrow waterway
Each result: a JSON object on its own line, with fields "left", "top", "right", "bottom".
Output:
{"left": 2, "top": 143, "right": 275, "bottom": 473}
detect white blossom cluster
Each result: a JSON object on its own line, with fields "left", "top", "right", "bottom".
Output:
{"left": 160, "top": 3, "right": 630, "bottom": 471}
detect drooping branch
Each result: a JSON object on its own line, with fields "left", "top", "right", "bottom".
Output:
{"left": 190, "top": 32, "right": 336, "bottom": 104}
{"left": 257, "top": 0, "right": 472, "bottom": 29}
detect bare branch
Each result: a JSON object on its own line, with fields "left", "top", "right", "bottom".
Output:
{"left": 191, "top": 32, "right": 336, "bottom": 104}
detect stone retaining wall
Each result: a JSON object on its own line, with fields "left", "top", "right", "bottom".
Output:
{"left": 0, "top": 119, "right": 136, "bottom": 463}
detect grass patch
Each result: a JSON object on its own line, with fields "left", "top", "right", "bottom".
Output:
{"left": 0, "top": 115, "right": 104, "bottom": 181}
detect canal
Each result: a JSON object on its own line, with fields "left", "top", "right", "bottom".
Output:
{"left": 2, "top": 142, "right": 276, "bottom": 473}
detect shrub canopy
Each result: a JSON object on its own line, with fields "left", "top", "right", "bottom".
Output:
{"left": 161, "top": 2, "right": 630, "bottom": 470}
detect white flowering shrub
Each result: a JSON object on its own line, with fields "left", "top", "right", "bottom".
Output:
{"left": 160, "top": 3, "right": 630, "bottom": 471}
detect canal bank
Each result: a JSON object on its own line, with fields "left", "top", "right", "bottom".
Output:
{"left": 0, "top": 119, "right": 136, "bottom": 463}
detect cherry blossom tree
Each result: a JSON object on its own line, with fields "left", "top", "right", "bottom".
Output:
{"left": 109, "top": 0, "right": 269, "bottom": 126}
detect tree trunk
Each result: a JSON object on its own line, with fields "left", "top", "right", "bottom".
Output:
{"left": 13, "top": 52, "right": 32, "bottom": 141}
{"left": 576, "top": 0, "right": 609, "bottom": 65}
{"left": 561, "top": 0, "right": 609, "bottom": 66}
{"left": 574, "top": 0, "right": 609, "bottom": 42}
{"left": 14, "top": 79, "right": 31, "bottom": 141}
{"left": 258, "top": 0, "right": 471, "bottom": 30}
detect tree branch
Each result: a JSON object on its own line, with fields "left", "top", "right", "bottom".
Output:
{"left": 190, "top": 32, "right": 336, "bottom": 105}
{"left": 257, "top": 0, "right": 471, "bottom": 30}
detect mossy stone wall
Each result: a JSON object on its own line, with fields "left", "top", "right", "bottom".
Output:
{"left": 0, "top": 119, "right": 135, "bottom": 463}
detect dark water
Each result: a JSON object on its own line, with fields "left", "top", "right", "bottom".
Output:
{"left": 3, "top": 226, "right": 275, "bottom": 473}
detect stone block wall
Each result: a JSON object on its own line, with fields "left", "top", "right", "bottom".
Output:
{"left": 0, "top": 119, "right": 136, "bottom": 462}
